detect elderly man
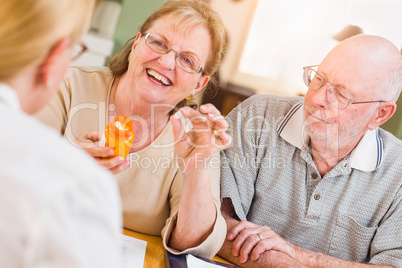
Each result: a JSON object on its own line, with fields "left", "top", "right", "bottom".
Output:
{"left": 218, "top": 35, "right": 402, "bottom": 267}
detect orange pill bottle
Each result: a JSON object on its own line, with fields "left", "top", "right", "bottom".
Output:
{"left": 100, "top": 116, "right": 134, "bottom": 159}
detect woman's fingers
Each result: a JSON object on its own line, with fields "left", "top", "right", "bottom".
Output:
{"left": 177, "top": 106, "right": 230, "bottom": 143}
{"left": 84, "top": 130, "right": 102, "bottom": 142}
{"left": 75, "top": 132, "right": 114, "bottom": 158}
{"left": 207, "top": 113, "right": 229, "bottom": 132}
{"left": 199, "top": 103, "right": 221, "bottom": 115}
{"left": 200, "top": 104, "right": 229, "bottom": 131}
{"left": 96, "top": 156, "right": 130, "bottom": 174}
{"left": 106, "top": 158, "right": 130, "bottom": 174}
{"left": 178, "top": 107, "right": 205, "bottom": 129}
{"left": 75, "top": 130, "right": 102, "bottom": 147}
{"left": 74, "top": 131, "right": 130, "bottom": 174}
{"left": 85, "top": 146, "right": 115, "bottom": 158}
{"left": 170, "top": 112, "right": 187, "bottom": 142}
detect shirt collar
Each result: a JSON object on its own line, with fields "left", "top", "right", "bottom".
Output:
{"left": 0, "top": 83, "right": 21, "bottom": 111}
{"left": 276, "top": 101, "right": 383, "bottom": 172}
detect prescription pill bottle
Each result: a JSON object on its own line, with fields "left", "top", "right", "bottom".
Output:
{"left": 100, "top": 115, "right": 134, "bottom": 159}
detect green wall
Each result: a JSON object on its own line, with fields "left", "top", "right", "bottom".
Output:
{"left": 381, "top": 96, "right": 402, "bottom": 140}
{"left": 381, "top": 49, "right": 402, "bottom": 139}
{"left": 112, "top": 0, "right": 166, "bottom": 54}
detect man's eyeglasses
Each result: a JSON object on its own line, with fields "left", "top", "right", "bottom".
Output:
{"left": 303, "top": 65, "right": 387, "bottom": 110}
{"left": 72, "top": 43, "right": 87, "bottom": 61}
{"left": 143, "top": 32, "right": 203, "bottom": 74}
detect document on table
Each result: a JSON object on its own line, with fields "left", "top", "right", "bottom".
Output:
{"left": 119, "top": 234, "right": 147, "bottom": 268}
{"left": 186, "top": 254, "right": 227, "bottom": 268}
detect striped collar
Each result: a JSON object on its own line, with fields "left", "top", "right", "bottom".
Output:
{"left": 0, "top": 83, "right": 21, "bottom": 111}
{"left": 276, "top": 101, "right": 383, "bottom": 172}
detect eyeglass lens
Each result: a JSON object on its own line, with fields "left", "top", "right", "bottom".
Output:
{"left": 303, "top": 68, "right": 350, "bottom": 109}
{"left": 145, "top": 33, "right": 201, "bottom": 73}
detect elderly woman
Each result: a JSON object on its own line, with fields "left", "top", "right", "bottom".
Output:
{"left": 0, "top": 0, "right": 122, "bottom": 267}
{"left": 37, "top": 0, "right": 229, "bottom": 258}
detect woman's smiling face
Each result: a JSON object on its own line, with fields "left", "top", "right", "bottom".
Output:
{"left": 126, "top": 16, "right": 211, "bottom": 109}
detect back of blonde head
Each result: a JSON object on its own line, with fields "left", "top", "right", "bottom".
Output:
{"left": 0, "top": 0, "right": 95, "bottom": 82}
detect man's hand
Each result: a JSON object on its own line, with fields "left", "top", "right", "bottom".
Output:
{"left": 220, "top": 199, "right": 393, "bottom": 268}
{"left": 219, "top": 198, "right": 306, "bottom": 267}
{"left": 228, "top": 220, "right": 297, "bottom": 264}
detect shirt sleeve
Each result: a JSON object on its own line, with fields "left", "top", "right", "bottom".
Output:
{"left": 220, "top": 96, "right": 266, "bottom": 221}
{"left": 161, "top": 152, "right": 227, "bottom": 259}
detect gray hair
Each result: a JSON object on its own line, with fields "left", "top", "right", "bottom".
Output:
{"left": 379, "top": 59, "right": 402, "bottom": 102}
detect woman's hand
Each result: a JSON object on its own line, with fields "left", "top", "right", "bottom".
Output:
{"left": 74, "top": 131, "right": 130, "bottom": 174}
{"left": 170, "top": 104, "right": 231, "bottom": 171}
{"left": 168, "top": 104, "right": 230, "bottom": 250}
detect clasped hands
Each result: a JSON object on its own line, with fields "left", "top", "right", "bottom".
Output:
{"left": 228, "top": 220, "right": 299, "bottom": 264}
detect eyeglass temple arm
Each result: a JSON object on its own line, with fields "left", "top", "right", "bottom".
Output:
{"left": 351, "top": 100, "right": 388, "bottom": 104}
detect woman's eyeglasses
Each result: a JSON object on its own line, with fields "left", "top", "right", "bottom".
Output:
{"left": 143, "top": 32, "right": 203, "bottom": 74}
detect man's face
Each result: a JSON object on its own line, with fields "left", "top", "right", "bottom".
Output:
{"left": 302, "top": 61, "right": 377, "bottom": 152}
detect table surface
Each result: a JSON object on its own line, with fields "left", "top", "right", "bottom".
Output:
{"left": 123, "top": 228, "right": 234, "bottom": 268}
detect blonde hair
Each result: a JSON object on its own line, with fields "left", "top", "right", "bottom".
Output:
{"left": 109, "top": 0, "right": 227, "bottom": 80}
{"left": 0, "top": 0, "right": 95, "bottom": 82}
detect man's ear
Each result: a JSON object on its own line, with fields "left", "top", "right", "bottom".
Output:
{"left": 194, "top": 75, "right": 210, "bottom": 95}
{"left": 367, "top": 102, "right": 397, "bottom": 130}
{"left": 37, "top": 37, "right": 71, "bottom": 87}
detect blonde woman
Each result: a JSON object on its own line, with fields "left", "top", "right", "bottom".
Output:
{"left": 37, "top": 0, "right": 230, "bottom": 258}
{"left": 0, "top": 0, "right": 121, "bottom": 267}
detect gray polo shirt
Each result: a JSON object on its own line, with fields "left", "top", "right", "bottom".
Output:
{"left": 221, "top": 94, "right": 402, "bottom": 266}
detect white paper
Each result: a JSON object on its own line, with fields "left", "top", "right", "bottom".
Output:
{"left": 119, "top": 234, "right": 147, "bottom": 268}
{"left": 186, "top": 254, "right": 223, "bottom": 268}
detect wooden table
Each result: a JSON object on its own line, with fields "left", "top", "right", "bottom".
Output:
{"left": 123, "top": 228, "right": 234, "bottom": 267}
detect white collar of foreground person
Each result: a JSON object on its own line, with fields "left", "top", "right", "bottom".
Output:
{"left": 0, "top": 83, "right": 21, "bottom": 111}
{"left": 277, "top": 101, "right": 383, "bottom": 172}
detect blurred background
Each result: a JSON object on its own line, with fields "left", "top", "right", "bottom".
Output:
{"left": 74, "top": 0, "right": 402, "bottom": 139}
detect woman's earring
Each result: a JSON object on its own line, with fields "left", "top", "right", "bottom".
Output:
{"left": 128, "top": 54, "right": 131, "bottom": 62}
{"left": 185, "top": 93, "right": 193, "bottom": 100}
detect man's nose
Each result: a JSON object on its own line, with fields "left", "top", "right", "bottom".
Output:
{"left": 310, "top": 83, "right": 331, "bottom": 107}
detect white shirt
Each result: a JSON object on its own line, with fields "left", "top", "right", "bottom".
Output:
{"left": 0, "top": 84, "right": 122, "bottom": 268}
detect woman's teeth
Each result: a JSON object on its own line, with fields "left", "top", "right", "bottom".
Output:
{"left": 146, "top": 69, "right": 172, "bottom": 86}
